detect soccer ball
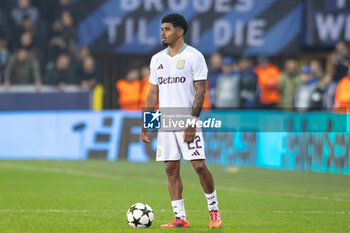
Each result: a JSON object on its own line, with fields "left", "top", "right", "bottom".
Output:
{"left": 126, "top": 203, "right": 154, "bottom": 228}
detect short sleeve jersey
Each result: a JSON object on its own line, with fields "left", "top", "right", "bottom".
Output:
{"left": 149, "top": 44, "right": 208, "bottom": 108}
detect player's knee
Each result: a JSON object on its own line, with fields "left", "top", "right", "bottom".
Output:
{"left": 193, "top": 161, "right": 206, "bottom": 175}
{"left": 165, "top": 164, "right": 179, "bottom": 177}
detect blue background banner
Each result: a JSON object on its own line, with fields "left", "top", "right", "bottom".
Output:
{"left": 0, "top": 110, "right": 349, "bottom": 174}
{"left": 0, "top": 91, "right": 91, "bottom": 111}
{"left": 77, "top": 0, "right": 303, "bottom": 56}
{"left": 305, "top": 0, "right": 350, "bottom": 47}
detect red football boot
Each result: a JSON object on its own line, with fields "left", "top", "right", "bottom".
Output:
{"left": 160, "top": 217, "right": 190, "bottom": 228}
{"left": 209, "top": 210, "right": 222, "bottom": 228}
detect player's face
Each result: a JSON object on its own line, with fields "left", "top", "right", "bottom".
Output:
{"left": 161, "top": 23, "right": 181, "bottom": 47}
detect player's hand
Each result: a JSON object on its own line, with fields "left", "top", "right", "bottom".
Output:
{"left": 184, "top": 125, "right": 196, "bottom": 143}
{"left": 141, "top": 128, "right": 150, "bottom": 143}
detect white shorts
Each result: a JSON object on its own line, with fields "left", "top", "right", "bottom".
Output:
{"left": 156, "top": 130, "right": 206, "bottom": 161}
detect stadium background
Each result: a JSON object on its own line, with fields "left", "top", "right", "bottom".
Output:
{"left": 0, "top": 1, "right": 350, "bottom": 232}
{"left": 0, "top": 0, "right": 349, "bottom": 173}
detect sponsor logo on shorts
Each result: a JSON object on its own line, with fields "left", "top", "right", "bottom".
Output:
{"left": 192, "top": 150, "right": 200, "bottom": 156}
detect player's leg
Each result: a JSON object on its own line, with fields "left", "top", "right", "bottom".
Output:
{"left": 165, "top": 160, "right": 183, "bottom": 201}
{"left": 191, "top": 159, "right": 214, "bottom": 193}
{"left": 176, "top": 131, "right": 222, "bottom": 228}
{"left": 160, "top": 161, "right": 189, "bottom": 228}
{"left": 157, "top": 132, "right": 189, "bottom": 228}
{"left": 191, "top": 159, "right": 220, "bottom": 212}
{"left": 191, "top": 159, "right": 222, "bottom": 228}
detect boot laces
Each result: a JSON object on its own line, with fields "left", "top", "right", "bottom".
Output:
{"left": 210, "top": 211, "right": 217, "bottom": 221}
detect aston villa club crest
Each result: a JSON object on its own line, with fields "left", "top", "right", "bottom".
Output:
{"left": 177, "top": 60, "right": 185, "bottom": 70}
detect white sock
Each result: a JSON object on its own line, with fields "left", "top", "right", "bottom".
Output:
{"left": 205, "top": 190, "right": 219, "bottom": 211}
{"left": 171, "top": 199, "right": 187, "bottom": 220}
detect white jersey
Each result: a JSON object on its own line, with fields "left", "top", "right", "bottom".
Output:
{"left": 149, "top": 44, "right": 208, "bottom": 108}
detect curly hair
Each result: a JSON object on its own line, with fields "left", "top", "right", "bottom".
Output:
{"left": 161, "top": 13, "right": 188, "bottom": 34}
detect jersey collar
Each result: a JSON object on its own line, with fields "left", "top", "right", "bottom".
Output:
{"left": 166, "top": 43, "right": 187, "bottom": 56}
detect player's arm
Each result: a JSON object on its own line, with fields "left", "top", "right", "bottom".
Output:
{"left": 184, "top": 80, "right": 206, "bottom": 143}
{"left": 192, "top": 80, "right": 206, "bottom": 117}
{"left": 144, "top": 84, "right": 159, "bottom": 112}
{"left": 141, "top": 84, "right": 159, "bottom": 143}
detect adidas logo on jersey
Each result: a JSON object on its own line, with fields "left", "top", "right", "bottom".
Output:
{"left": 158, "top": 76, "right": 186, "bottom": 85}
{"left": 192, "top": 150, "right": 200, "bottom": 156}
{"left": 157, "top": 64, "right": 164, "bottom": 70}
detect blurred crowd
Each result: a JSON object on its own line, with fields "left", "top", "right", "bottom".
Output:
{"left": 0, "top": 0, "right": 349, "bottom": 112}
{"left": 208, "top": 41, "right": 350, "bottom": 111}
{"left": 0, "top": 0, "right": 101, "bottom": 90}
{"left": 117, "top": 41, "right": 350, "bottom": 112}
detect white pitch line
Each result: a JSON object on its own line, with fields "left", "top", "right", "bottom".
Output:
{"left": 213, "top": 186, "right": 350, "bottom": 203}
{"left": 272, "top": 210, "right": 350, "bottom": 215}
{"left": 1, "top": 162, "right": 350, "bottom": 203}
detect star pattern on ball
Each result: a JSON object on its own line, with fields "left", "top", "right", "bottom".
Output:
{"left": 131, "top": 216, "right": 141, "bottom": 228}
{"left": 129, "top": 205, "right": 136, "bottom": 212}
{"left": 140, "top": 205, "right": 153, "bottom": 218}
{"left": 145, "top": 219, "right": 152, "bottom": 228}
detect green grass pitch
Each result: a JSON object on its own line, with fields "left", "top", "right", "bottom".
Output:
{"left": 0, "top": 160, "right": 349, "bottom": 233}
